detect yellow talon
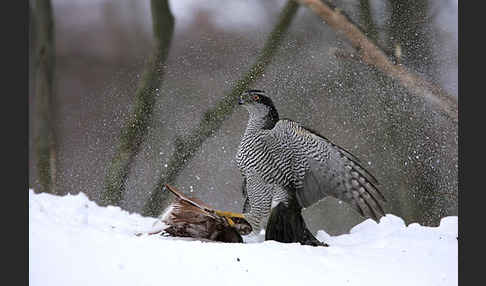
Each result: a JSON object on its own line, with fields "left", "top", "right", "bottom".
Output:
{"left": 213, "top": 210, "right": 252, "bottom": 235}
{"left": 225, "top": 217, "right": 236, "bottom": 226}
{"left": 214, "top": 210, "right": 245, "bottom": 219}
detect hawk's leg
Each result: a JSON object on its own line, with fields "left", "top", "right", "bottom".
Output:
{"left": 265, "top": 201, "right": 329, "bottom": 247}
{"left": 240, "top": 172, "right": 275, "bottom": 235}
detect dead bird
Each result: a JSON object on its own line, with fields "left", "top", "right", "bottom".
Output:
{"left": 138, "top": 184, "right": 251, "bottom": 243}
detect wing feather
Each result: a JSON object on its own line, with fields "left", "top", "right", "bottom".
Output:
{"left": 300, "top": 125, "right": 380, "bottom": 186}
{"left": 268, "top": 120, "right": 386, "bottom": 221}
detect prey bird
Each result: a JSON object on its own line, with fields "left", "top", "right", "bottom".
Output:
{"left": 138, "top": 184, "right": 251, "bottom": 243}
{"left": 219, "top": 89, "right": 386, "bottom": 246}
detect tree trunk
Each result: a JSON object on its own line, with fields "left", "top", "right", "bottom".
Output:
{"left": 33, "top": 0, "right": 58, "bottom": 195}
{"left": 388, "top": 0, "right": 444, "bottom": 225}
{"left": 29, "top": 1, "right": 35, "bottom": 191}
{"left": 142, "top": 0, "right": 300, "bottom": 217}
{"left": 102, "top": 0, "right": 174, "bottom": 206}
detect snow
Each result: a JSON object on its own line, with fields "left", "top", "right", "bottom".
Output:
{"left": 29, "top": 189, "right": 457, "bottom": 286}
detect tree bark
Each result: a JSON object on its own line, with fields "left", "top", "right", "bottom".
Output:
{"left": 294, "top": 0, "right": 457, "bottom": 123}
{"left": 33, "top": 0, "right": 58, "bottom": 195}
{"left": 102, "top": 0, "right": 174, "bottom": 206}
{"left": 142, "top": 0, "right": 300, "bottom": 217}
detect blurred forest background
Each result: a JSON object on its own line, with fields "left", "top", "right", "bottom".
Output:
{"left": 29, "top": 0, "right": 458, "bottom": 235}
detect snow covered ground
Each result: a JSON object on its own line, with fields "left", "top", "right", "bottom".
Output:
{"left": 29, "top": 189, "right": 457, "bottom": 286}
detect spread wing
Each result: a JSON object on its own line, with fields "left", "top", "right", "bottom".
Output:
{"left": 267, "top": 120, "right": 386, "bottom": 221}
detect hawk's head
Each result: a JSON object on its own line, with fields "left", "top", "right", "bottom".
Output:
{"left": 239, "top": 89, "right": 279, "bottom": 129}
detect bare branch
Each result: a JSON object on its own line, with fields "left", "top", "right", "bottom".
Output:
{"left": 294, "top": 0, "right": 458, "bottom": 122}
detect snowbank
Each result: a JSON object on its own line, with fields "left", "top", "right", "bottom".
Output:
{"left": 29, "top": 190, "right": 457, "bottom": 286}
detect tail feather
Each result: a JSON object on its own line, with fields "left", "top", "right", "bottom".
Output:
{"left": 265, "top": 200, "right": 328, "bottom": 246}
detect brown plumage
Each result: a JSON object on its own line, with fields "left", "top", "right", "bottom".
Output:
{"left": 160, "top": 184, "right": 251, "bottom": 243}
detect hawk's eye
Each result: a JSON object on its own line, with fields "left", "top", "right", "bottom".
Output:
{"left": 252, "top": 95, "right": 260, "bottom": 101}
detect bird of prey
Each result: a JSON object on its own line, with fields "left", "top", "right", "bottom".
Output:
{"left": 221, "top": 89, "right": 386, "bottom": 246}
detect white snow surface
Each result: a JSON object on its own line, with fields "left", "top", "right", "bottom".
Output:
{"left": 29, "top": 189, "right": 457, "bottom": 286}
